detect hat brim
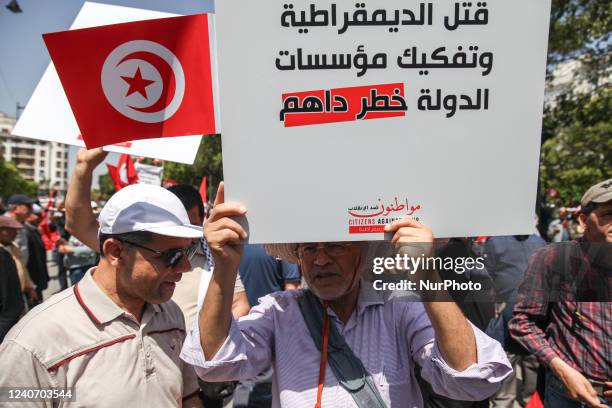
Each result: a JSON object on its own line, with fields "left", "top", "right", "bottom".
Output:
{"left": 592, "top": 191, "right": 612, "bottom": 205}
{"left": 264, "top": 243, "right": 299, "bottom": 264}
{"left": 147, "top": 224, "right": 203, "bottom": 239}
{"left": 0, "top": 219, "right": 24, "bottom": 229}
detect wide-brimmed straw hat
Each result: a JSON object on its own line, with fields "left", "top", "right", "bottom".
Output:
{"left": 264, "top": 243, "right": 300, "bottom": 264}
{"left": 264, "top": 241, "right": 381, "bottom": 264}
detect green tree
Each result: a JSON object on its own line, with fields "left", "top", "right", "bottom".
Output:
{"left": 163, "top": 135, "right": 223, "bottom": 202}
{"left": 540, "top": 98, "right": 612, "bottom": 204}
{"left": 93, "top": 173, "right": 116, "bottom": 201}
{"left": 0, "top": 157, "right": 38, "bottom": 199}
{"left": 548, "top": 0, "right": 611, "bottom": 84}
{"left": 539, "top": 1, "right": 611, "bottom": 204}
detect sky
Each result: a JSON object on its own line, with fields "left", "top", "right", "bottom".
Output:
{"left": 0, "top": 0, "right": 213, "bottom": 187}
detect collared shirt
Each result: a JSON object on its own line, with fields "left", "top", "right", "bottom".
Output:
{"left": 181, "top": 282, "right": 512, "bottom": 408}
{"left": 0, "top": 269, "right": 199, "bottom": 407}
{"left": 509, "top": 240, "right": 612, "bottom": 381}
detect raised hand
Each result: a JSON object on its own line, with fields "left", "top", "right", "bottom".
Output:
{"left": 76, "top": 147, "right": 108, "bottom": 170}
{"left": 204, "top": 182, "right": 248, "bottom": 274}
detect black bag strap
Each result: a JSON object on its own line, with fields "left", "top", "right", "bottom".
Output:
{"left": 297, "top": 290, "right": 388, "bottom": 408}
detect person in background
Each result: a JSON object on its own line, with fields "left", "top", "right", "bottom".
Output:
{"left": 0, "top": 216, "right": 25, "bottom": 343}
{"left": 509, "top": 179, "right": 612, "bottom": 408}
{"left": 57, "top": 236, "right": 98, "bottom": 286}
{"left": 239, "top": 243, "right": 301, "bottom": 308}
{"left": 418, "top": 237, "right": 496, "bottom": 408}
{"left": 547, "top": 207, "right": 571, "bottom": 242}
{"left": 0, "top": 211, "right": 37, "bottom": 307}
{"left": 50, "top": 205, "right": 71, "bottom": 291}
{"left": 483, "top": 234, "right": 546, "bottom": 408}
{"left": 23, "top": 204, "right": 49, "bottom": 302}
{"left": 6, "top": 194, "right": 33, "bottom": 266}
{"left": 38, "top": 209, "right": 59, "bottom": 254}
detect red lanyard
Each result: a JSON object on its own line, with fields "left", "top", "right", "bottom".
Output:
{"left": 315, "top": 301, "right": 330, "bottom": 408}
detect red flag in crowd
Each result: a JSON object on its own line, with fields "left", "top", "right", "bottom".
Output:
{"left": 525, "top": 392, "right": 543, "bottom": 408}
{"left": 42, "top": 186, "right": 56, "bottom": 217}
{"left": 107, "top": 154, "right": 139, "bottom": 191}
{"left": 43, "top": 14, "right": 217, "bottom": 148}
{"left": 199, "top": 176, "right": 207, "bottom": 204}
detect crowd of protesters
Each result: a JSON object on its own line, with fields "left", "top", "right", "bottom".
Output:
{"left": 0, "top": 193, "right": 102, "bottom": 315}
{"left": 0, "top": 152, "right": 609, "bottom": 408}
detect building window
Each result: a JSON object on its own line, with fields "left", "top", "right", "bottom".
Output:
{"left": 56, "top": 171, "right": 61, "bottom": 178}
{"left": 64, "top": 151, "right": 68, "bottom": 159}
{"left": 64, "top": 161, "right": 68, "bottom": 169}
{"left": 40, "top": 150, "right": 46, "bottom": 157}
{"left": 56, "top": 151, "right": 62, "bottom": 158}
{"left": 64, "top": 171, "right": 68, "bottom": 179}
{"left": 56, "top": 161, "right": 61, "bottom": 169}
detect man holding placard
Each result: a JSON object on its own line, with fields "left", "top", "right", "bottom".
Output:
{"left": 180, "top": 183, "right": 512, "bottom": 408}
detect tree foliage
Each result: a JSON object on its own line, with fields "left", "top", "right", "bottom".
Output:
{"left": 93, "top": 173, "right": 115, "bottom": 201}
{"left": 163, "top": 135, "right": 223, "bottom": 203}
{"left": 540, "top": 89, "right": 611, "bottom": 205}
{"left": 548, "top": 0, "right": 611, "bottom": 83}
{"left": 0, "top": 156, "right": 38, "bottom": 199}
{"left": 539, "top": 1, "right": 611, "bottom": 205}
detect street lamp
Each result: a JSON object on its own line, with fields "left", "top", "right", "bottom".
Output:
{"left": 6, "top": 0, "right": 22, "bottom": 13}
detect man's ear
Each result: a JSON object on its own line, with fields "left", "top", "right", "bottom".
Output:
{"left": 103, "top": 239, "right": 124, "bottom": 267}
{"left": 578, "top": 212, "right": 588, "bottom": 229}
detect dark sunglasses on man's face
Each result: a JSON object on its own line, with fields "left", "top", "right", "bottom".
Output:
{"left": 119, "top": 239, "right": 198, "bottom": 268}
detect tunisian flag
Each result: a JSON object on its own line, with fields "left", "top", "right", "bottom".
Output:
{"left": 43, "top": 14, "right": 217, "bottom": 148}
{"left": 107, "top": 154, "right": 139, "bottom": 191}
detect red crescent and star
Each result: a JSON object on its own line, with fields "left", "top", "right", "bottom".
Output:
{"left": 121, "top": 67, "right": 155, "bottom": 99}
{"left": 117, "top": 51, "right": 177, "bottom": 113}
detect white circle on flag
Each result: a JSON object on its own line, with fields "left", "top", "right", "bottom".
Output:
{"left": 101, "top": 40, "right": 185, "bottom": 123}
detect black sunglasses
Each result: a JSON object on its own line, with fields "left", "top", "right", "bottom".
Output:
{"left": 119, "top": 239, "right": 198, "bottom": 268}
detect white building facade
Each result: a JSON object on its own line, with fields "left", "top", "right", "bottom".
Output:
{"left": 0, "top": 112, "right": 69, "bottom": 193}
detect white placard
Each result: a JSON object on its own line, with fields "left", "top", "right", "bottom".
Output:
{"left": 135, "top": 162, "right": 164, "bottom": 186}
{"left": 12, "top": 2, "right": 214, "bottom": 164}
{"left": 216, "top": 0, "right": 551, "bottom": 243}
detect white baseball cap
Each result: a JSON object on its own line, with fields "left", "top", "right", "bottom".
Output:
{"left": 31, "top": 204, "right": 43, "bottom": 214}
{"left": 98, "top": 184, "right": 203, "bottom": 238}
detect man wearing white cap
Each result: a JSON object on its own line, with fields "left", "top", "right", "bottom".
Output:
{"left": 0, "top": 184, "right": 204, "bottom": 407}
